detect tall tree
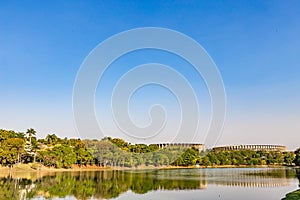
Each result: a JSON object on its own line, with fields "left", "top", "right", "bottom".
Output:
{"left": 26, "top": 128, "right": 36, "bottom": 144}
{"left": 294, "top": 148, "right": 300, "bottom": 166}
{"left": 45, "top": 134, "right": 59, "bottom": 145}
{"left": 25, "top": 128, "right": 38, "bottom": 162}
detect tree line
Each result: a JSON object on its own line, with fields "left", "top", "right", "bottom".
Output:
{"left": 0, "top": 129, "right": 299, "bottom": 168}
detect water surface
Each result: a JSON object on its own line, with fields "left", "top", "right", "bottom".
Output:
{"left": 0, "top": 168, "right": 299, "bottom": 200}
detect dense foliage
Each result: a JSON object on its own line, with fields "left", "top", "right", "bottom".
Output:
{"left": 83, "top": 137, "right": 186, "bottom": 167}
{"left": 0, "top": 129, "right": 93, "bottom": 168}
{"left": 199, "top": 149, "right": 294, "bottom": 166}
{"left": 0, "top": 129, "right": 299, "bottom": 168}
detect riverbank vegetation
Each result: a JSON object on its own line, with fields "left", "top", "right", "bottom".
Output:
{"left": 0, "top": 129, "right": 299, "bottom": 169}
{"left": 282, "top": 189, "right": 300, "bottom": 200}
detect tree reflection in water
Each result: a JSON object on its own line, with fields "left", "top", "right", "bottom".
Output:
{"left": 0, "top": 168, "right": 298, "bottom": 200}
{"left": 296, "top": 168, "right": 300, "bottom": 187}
{"left": 0, "top": 170, "right": 206, "bottom": 199}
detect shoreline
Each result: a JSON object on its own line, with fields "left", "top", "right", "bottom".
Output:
{"left": 0, "top": 164, "right": 297, "bottom": 173}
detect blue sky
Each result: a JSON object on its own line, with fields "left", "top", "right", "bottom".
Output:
{"left": 0, "top": 1, "right": 299, "bottom": 149}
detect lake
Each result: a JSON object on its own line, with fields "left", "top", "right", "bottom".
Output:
{"left": 0, "top": 168, "right": 299, "bottom": 200}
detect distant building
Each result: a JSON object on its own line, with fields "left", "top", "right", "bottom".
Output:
{"left": 212, "top": 145, "right": 286, "bottom": 152}
{"left": 154, "top": 143, "right": 205, "bottom": 152}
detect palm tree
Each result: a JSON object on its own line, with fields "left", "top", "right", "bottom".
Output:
{"left": 46, "top": 134, "right": 58, "bottom": 145}
{"left": 26, "top": 128, "right": 37, "bottom": 162}
{"left": 26, "top": 128, "right": 36, "bottom": 145}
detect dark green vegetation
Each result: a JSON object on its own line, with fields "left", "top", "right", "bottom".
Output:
{"left": 282, "top": 190, "right": 300, "bottom": 200}
{"left": 200, "top": 149, "right": 297, "bottom": 166}
{"left": 283, "top": 169, "right": 300, "bottom": 200}
{"left": 294, "top": 148, "right": 300, "bottom": 166}
{"left": 0, "top": 129, "right": 300, "bottom": 169}
{"left": 0, "top": 129, "right": 93, "bottom": 168}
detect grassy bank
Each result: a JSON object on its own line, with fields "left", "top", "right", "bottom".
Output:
{"left": 282, "top": 189, "right": 300, "bottom": 200}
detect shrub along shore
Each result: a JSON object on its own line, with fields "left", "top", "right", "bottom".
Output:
{"left": 0, "top": 129, "right": 299, "bottom": 170}
{"left": 282, "top": 189, "right": 300, "bottom": 200}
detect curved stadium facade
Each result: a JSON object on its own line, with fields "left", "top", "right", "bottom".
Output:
{"left": 155, "top": 143, "right": 205, "bottom": 151}
{"left": 212, "top": 145, "right": 287, "bottom": 152}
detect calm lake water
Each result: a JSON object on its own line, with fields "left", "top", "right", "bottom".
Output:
{"left": 0, "top": 168, "right": 299, "bottom": 200}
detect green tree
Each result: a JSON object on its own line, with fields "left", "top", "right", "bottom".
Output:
{"left": 207, "top": 152, "right": 220, "bottom": 165}
{"left": 171, "top": 148, "right": 198, "bottom": 166}
{"left": 25, "top": 128, "right": 38, "bottom": 162}
{"left": 26, "top": 128, "right": 36, "bottom": 145}
{"left": 74, "top": 140, "right": 93, "bottom": 166}
{"left": 53, "top": 144, "right": 77, "bottom": 168}
{"left": 284, "top": 151, "right": 296, "bottom": 165}
{"left": 0, "top": 138, "right": 25, "bottom": 166}
{"left": 153, "top": 153, "right": 169, "bottom": 166}
{"left": 201, "top": 156, "right": 211, "bottom": 166}
{"left": 294, "top": 148, "right": 300, "bottom": 166}
{"left": 36, "top": 150, "right": 58, "bottom": 167}
{"left": 45, "top": 134, "right": 59, "bottom": 146}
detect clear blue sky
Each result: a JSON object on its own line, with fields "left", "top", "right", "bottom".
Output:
{"left": 0, "top": 0, "right": 299, "bottom": 149}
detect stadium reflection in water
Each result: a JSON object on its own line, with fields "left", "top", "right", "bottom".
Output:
{"left": 0, "top": 168, "right": 299, "bottom": 199}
